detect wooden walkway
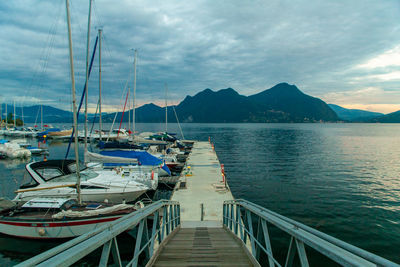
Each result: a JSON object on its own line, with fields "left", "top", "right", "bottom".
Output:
{"left": 149, "top": 227, "right": 256, "bottom": 266}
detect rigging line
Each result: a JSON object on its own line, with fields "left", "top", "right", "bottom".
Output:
{"left": 117, "top": 90, "right": 130, "bottom": 137}
{"left": 89, "top": 99, "right": 100, "bottom": 136}
{"left": 106, "top": 55, "right": 135, "bottom": 141}
{"left": 28, "top": 0, "right": 63, "bottom": 102}
{"left": 172, "top": 106, "right": 185, "bottom": 139}
{"left": 65, "top": 36, "right": 99, "bottom": 159}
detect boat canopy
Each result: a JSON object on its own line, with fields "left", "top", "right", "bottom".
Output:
{"left": 100, "top": 150, "right": 171, "bottom": 175}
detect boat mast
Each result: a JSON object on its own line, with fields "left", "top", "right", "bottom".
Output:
{"left": 133, "top": 49, "right": 137, "bottom": 135}
{"left": 165, "top": 83, "right": 168, "bottom": 132}
{"left": 5, "top": 103, "right": 7, "bottom": 127}
{"left": 84, "top": 0, "right": 93, "bottom": 163}
{"left": 13, "top": 100, "right": 16, "bottom": 128}
{"left": 66, "top": 0, "right": 81, "bottom": 205}
{"left": 98, "top": 28, "right": 102, "bottom": 141}
{"left": 128, "top": 86, "right": 131, "bottom": 134}
{"left": 41, "top": 104, "right": 43, "bottom": 130}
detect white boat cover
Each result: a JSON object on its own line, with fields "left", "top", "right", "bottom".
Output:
{"left": 51, "top": 203, "right": 136, "bottom": 219}
{"left": 85, "top": 151, "right": 138, "bottom": 164}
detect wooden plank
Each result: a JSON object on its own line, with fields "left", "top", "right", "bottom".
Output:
{"left": 149, "top": 227, "right": 256, "bottom": 267}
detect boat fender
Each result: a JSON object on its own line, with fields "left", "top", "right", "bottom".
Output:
{"left": 38, "top": 228, "right": 46, "bottom": 236}
{"left": 151, "top": 171, "right": 154, "bottom": 180}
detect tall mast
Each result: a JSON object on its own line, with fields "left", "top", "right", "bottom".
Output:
{"left": 165, "top": 83, "right": 168, "bottom": 132}
{"left": 13, "top": 100, "right": 16, "bottom": 128}
{"left": 128, "top": 86, "right": 131, "bottom": 133}
{"left": 133, "top": 49, "right": 137, "bottom": 135}
{"left": 66, "top": 0, "right": 81, "bottom": 205}
{"left": 5, "top": 103, "right": 7, "bottom": 127}
{"left": 0, "top": 103, "right": 2, "bottom": 125}
{"left": 41, "top": 104, "right": 43, "bottom": 130}
{"left": 98, "top": 29, "right": 102, "bottom": 141}
{"left": 84, "top": 0, "right": 92, "bottom": 162}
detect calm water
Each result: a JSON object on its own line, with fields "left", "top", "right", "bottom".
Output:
{"left": 0, "top": 123, "right": 399, "bottom": 265}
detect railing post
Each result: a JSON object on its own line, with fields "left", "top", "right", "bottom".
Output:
{"left": 255, "top": 217, "right": 262, "bottom": 261}
{"left": 132, "top": 219, "right": 145, "bottom": 266}
{"left": 177, "top": 204, "right": 181, "bottom": 225}
{"left": 149, "top": 210, "right": 159, "bottom": 258}
{"left": 229, "top": 203, "right": 235, "bottom": 231}
{"left": 285, "top": 236, "right": 296, "bottom": 267}
{"left": 142, "top": 219, "right": 150, "bottom": 262}
{"left": 246, "top": 210, "right": 256, "bottom": 257}
{"left": 261, "top": 219, "right": 275, "bottom": 267}
{"left": 167, "top": 205, "right": 172, "bottom": 235}
{"left": 237, "top": 205, "right": 244, "bottom": 241}
{"left": 161, "top": 205, "right": 167, "bottom": 241}
{"left": 234, "top": 204, "right": 239, "bottom": 235}
{"left": 295, "top": 239, "right": 309, "bottom": 267}
{"left": 223, "top": 203, "right": 227, "bottom": 226}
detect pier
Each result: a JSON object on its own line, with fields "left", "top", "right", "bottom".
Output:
{"left": 171, "top": 141, "right": 233, "bottom": 226}
{"left": 16, "top": 141, "right": 400, "bottom": 267}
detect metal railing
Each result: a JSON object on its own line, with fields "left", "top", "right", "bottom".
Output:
{"left": 223, "top": 199, "right": 399, "bottom": 267}
{"left": 17, "top": 200, "right": 180, "bottom": 267}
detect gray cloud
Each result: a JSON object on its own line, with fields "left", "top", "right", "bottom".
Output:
{"left": 0, "top": 0, "right": 399, "bottom": 113}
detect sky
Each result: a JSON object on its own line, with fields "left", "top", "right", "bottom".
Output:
{"left": 0, "top": 0, "right": 400, "bottom": 114}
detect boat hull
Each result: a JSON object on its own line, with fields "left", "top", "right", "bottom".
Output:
{"left": 0, "top": 215, "right": 122, "bottom": 239}
{"left": 14, "top": 189, "right": 147, "bottom": 204}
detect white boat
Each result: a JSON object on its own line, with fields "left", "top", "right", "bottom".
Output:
{"left": 13, "top": 159, "right": 157, "bottom": 204}
{"left": 86, "top": 150, "right": 171, "bottom": 176}
{"left": 0, "top": 141, "right": 31, "bottom": 159}
{"left": 0, "top": 198, "right": 138, "bottom": 239}
{"left": 0, "top": 0, "right": 146, "bottom": 241}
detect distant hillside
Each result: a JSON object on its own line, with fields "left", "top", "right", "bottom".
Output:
{"left": 175, "top": 88, "right": 258, "bottom": 122}
{"left": 1, "top": 105, "right": 73, "bottom": 123}
{"left": 12, "top": 83, "right": 393, "bottom": 123}
{"left": 369, "top": 110, "right": 400, "bottom": 123}
{"left": 248, "top": 83, "right": 338, "bottom": 122}
{"left": 101, "top": 103, "right": 166, "bottom": 123}
{"left": 328, "top": 104, "right": 383, "bottom": 121}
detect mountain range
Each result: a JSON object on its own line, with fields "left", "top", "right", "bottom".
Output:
{"left": 3, "top": 83, "right": 400, "bottom": 123}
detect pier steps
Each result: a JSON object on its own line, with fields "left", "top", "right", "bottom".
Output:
{"left": 150, "top": 227, "right": 255, "bottom": 267}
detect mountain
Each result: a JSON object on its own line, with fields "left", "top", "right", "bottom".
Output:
{"left": 368, "top": 110, "right": 400, "bottom": 123}
{"left": 248, "top": 83, "right": 338, "bottom": 122}
{"left": 175, "top": 88, "right": 258, "bottom": 122}
{"left": 3, "top": 83, "right": 344, "bottom": 123}
{"left": 101, "top": 103, "right": 166, "bottom": 123}
{"left": 328, "top": 104, "right": 383, "bottom": 121}
{"left": 1, "top": 105, "right": 73, "bottom": 124}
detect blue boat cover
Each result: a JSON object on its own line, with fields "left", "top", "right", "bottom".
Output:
{"left": 0, "top": 139, "right": 8, "bottom": 144}
{"left": 100, "top": 150, "right": 171, "bottom": 175}
{"left": 37, "top": 128, "right": 61, "bottom": 137}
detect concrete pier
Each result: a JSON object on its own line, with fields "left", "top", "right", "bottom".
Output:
{"left": 171, "top": 141, "right": 234, "bottom": 227}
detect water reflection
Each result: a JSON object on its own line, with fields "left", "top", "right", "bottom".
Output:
{"left": 0, "top": 123, "right": 399, "bottom": 264}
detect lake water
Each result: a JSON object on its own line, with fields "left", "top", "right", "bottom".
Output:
{"left": 0, "top": 123, "right": 399, "bottom": 265}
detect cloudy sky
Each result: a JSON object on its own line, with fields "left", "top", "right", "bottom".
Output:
{"left": 0, "top": 0, "right": 399, "bottom": 114}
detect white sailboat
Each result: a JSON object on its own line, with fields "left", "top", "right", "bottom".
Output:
{"left": 0, "top": 0, "right": 148, "bottom": 240}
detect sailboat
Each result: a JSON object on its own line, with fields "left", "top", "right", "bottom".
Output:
{"left": 0, "top": 0, "right": 144, "bottom": 239}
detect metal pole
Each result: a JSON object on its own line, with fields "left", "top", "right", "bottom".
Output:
{"left": 66, "top": 0, "right": 81, "bottom": 205}
{"left": 98, "top": 29, "right": 102, "bottom": 141}
{"left": 128, "top": 86, "right": 130, "bottom": 133}
{"left": 165, "top": 83, "right": 168, "bottom": 132}
{"left": 84, "top": 0, "right": 92, "bottom": 162}
{"left": 133, "top": 49, "right": 137, "bottom": 136}
{"left": 41, "top": 104, "right": 43, "bottom": 130}
{"left": 13, "top": 100, "right": 16, "bottom": 127}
